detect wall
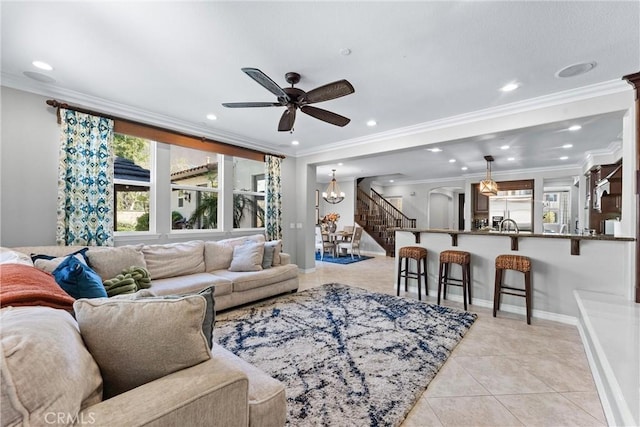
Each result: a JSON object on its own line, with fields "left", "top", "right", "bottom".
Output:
{"left": 0, "top": 87, "right": 298, "bottom": 253}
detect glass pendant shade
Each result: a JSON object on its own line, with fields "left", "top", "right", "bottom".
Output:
{"left": 480, "top": 155, "right": 498, "bottom": 196}
{"left": 322, "top": 169, "right": 345, "bottom": 204}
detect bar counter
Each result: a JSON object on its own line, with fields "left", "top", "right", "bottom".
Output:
{"left": 395, "top": 228, "right": 635, "bottom": 321}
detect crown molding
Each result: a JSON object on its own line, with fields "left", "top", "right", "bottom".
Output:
{"left": 296, "top": 79, "right": 632, "bottom": 157}
{"left": 1, "top": 72, "right": 295, "bottom": 157}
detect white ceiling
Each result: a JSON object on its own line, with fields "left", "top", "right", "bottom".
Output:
{"left": 2, "top": 1, "right": 638, "bottom": 183}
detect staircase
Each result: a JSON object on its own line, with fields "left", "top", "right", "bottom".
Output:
{"left": 355, "top": 188, "right": 416, "bottom": 256}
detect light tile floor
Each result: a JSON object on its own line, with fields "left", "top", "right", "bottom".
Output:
{"left": 299, "top": 255, "right": 607, "bottom": 427}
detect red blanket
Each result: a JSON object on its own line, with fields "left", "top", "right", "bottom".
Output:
{"left": 0, "top": 264, "right": 74, "bottom": 310}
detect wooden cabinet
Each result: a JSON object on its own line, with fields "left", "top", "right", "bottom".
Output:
{"left": 588, "top": 160, "right": 622, "bottom": 232}
{"left": 473, "top": 184, "right": 489, "bottom": 213}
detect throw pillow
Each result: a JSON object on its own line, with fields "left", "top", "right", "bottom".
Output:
{"left": 32, "top": 248, "right": 89, "bottom": 274}
{"left": 73, "top": 296, "right": 212, "bottom": 398}
{"left": 52, "top": 256, "right": 107, "bottom": 299}
{"left": 262, "top": 244, "right": 275, "bottom": 269}
{"left": 85, "top": 245, "right": 146, "bottom": 282}
{"left": 120, "top": 287, "right": 216, "bottom": 348}
{"left": 0, "top": 264, "right": 75, "bottom": 310}
{"left": 0, "top": 306, "right": 103, "bottom": 427}
{"left": 265, "top": 240, "right": 283, "bottom": 266}
{"left": 0, "top": 248, "right": 33, "bottom": 266}
{"left": 229, "top": 242, "right": 264, "bottom": 272}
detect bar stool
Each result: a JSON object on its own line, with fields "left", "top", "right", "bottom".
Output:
{"left": 437, "top": 250, "right": 472, "bottom": 310}
{"left": 493, "top": 254, "right": 532, "bottom": 324}
{"left": 396, "top": 246, "right": 428, "bottom": 300}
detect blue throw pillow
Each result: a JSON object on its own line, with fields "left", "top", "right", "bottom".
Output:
{"left": 52, "top": 255, "right": 107, "bottom": 299}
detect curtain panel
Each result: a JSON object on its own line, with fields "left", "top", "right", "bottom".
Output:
{"left": 56, "top": 109, "right": 115, "bottom": 246}
{"left": 264, "top": 155, "right": 282, "bottom": 240}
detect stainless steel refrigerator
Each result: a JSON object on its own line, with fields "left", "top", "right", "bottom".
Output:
{"left": 489, "top": 190, "right": 533, "bottom": 231}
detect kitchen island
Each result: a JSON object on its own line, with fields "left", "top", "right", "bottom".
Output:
{"left": 395, "top": 228, "right": 635, "bottom": 321}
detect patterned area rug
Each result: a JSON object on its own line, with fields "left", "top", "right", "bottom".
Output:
{"left": 215, "top": 283, "right": 477, "bottom": 427}
{"left": 314, "top": 253, "right": 374, "bottom": 264}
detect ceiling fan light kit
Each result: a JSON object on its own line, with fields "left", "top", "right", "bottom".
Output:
{"left": 480, "top": 155, "right": 498, "bottom": 196}
{"left": 323, "top": 169, "right": 345, "bottom": 204}
{"left": 222, "top": 68, "right": 354, "bottom": 132}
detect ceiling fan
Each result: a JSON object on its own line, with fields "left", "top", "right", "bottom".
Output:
{"left": 222, "top": 68, "right": 355, "bottom": 132}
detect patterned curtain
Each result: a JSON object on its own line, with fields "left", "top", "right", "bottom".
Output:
{"left": 264, "top": 155, "right": 282, "bottom": 240}
{"left": 56, "top": 109, "right": 115, "bottom": 246}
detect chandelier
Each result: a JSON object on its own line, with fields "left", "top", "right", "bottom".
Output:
{"left": 322, "top": 169, "right": 345, "bottom": 204}
{"left": 479, "top": 155, "right": 498, "bottom": 196}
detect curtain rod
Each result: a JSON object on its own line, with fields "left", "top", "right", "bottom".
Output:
{"left": 45, "top": 99, "right": 285, "bottom": 159}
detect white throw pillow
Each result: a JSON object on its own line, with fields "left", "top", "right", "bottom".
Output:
{"left": 0, "top": 248, "right": 33, "bottom": 266}
{"left": 33, "top": 253, "right": 87, "bottom": 274}
{"left": 229, "top": 242, "right": 265, "bottom": 272}
{"left": 73, "top": 296, "right": 211, "bottom": 398}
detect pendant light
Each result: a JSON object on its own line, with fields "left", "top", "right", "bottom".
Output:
{"left": 479, "top": 155, "right": 498, "bottom": 196}
{"left": 322, "top": 169, "right": 345, "bottom": 204}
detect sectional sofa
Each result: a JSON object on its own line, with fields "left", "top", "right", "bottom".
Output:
{"left": 12, "top": 234, "right": 299, "bottom": 312}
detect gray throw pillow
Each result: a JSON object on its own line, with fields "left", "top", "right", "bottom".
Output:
{"left": 262, "top": 245, "right": 275, "bottom": 269}
{"left": 73, "top": 296, "right": 212, "bottom": 398}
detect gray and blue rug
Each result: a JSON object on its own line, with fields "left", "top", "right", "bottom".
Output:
{"left": 215, "top": 283, "right": 477, "bottom": 427}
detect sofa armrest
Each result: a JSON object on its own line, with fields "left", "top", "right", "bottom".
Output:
{"left": 79, "top": 358, "right": 249, "bottom": 427}
{"left": 279, "top": 253, "right": 291, "bottom": 265}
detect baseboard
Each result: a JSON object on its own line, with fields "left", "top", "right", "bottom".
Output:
{"left": 442, "top": 293, "right": 578, "bottom": 325}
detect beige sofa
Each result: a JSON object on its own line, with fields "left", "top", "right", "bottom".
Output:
{"left": 13, "top": 234, "right": 299, "bottom": 312}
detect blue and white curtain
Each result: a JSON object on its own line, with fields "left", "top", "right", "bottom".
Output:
{"left": 264, "top": 155, "right": 282, "bottom": 240}
{"left": 56, "top": 109, "right": 114, "bottom": 246}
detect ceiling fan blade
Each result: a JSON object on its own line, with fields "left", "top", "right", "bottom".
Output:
{"left": 303, "top": 80, "right": 355, "bottom": 104}
{"left": 278, "top": 106, "right": 296, "bottom": 132}
{"left": 300, "top": 105, "right": 350, "bottom": 127}
{"left": 241, "top": 68, "right": 290, "bottom": 103}
{"left": 222, "top": 102, "right": 282, "bottom": 108}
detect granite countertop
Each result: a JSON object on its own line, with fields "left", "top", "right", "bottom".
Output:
{"left": 396, "top": 228, "right": 635, "bottom": 241}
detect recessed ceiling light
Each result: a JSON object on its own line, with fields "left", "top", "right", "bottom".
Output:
{"left": 366, "top": 120, "right": 377, "bottom": 127}
{"left": 560, "top": 156, "right": 569, "bottom": 160}
{"left": 500, "top": 82, "right": 520, "bottom": 92}
{"left": 448, "top": 159, "right": 456, "bottom": 163}
{"left": 291, "top": 140, "right": 299, "bottom": 145}
{"left": 340, "top": 48, "right": 352, "bottom": 56}
{"left": 562, "top": 143, "right": 573, "bottom": 149}
{"left": 461, "top": 166, "right": 468, "bottom": 171}
{"left": 556, "top": 62, "right": 597, "bottom": 78}
{"left": 389, "top": 179, "right": 394, "bottom": 183}
{"left": 568, "top": 125, "right": 581, "bottom": 131}
{"left": 507, "top": 157, "right": 515, "bottom": 161}
{"left": 206, "top": 114, "right": 217, "bottom": 121}
{"left": 426, "top": 148, "right": 442, "bottom": 152}
{"left": 337, "top": 162, "right": 343, "bottom": 166}
{"left": 32, "top": 60, "right": 53, "bottom": 71}
{"left": 500, "top": 145, "right": 510, "bottom": 150}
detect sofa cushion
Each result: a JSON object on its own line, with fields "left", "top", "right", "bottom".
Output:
{"left": 218, "top": 234, "right": 266, "bottom": 247}
{"left": 229, "top": 242, "right": 264, "bottom": 272}
{"left": 74, "top": 295, "right": 212, "bottom": 398}
{"left": 0, "top": 306, "right": 103, "bottom": 426}
{"left": 204, "top": 241, "right": 235, "bottom": 271}
{"left": 150, "top": 273, "right": 233, "bottom": 297}
{"left": 214, "top": 264, "right": 299, "bottom": 292}
{"left": 0, "top": 264, "right": 75, "bottom": 310}
{"left": 52, "top": 255, "right": 107, "bottom": 299}
{"left": 142, "top": 241, "right": 205, "bottom": 279}
{"left": 211, "top": 344, "right": 286, "bottom": 427}
{"left": 86, "top": 245, "right": 146, "bottom": 281}
{"left": 264, "top": 240, "right": 282, "bottom": 266}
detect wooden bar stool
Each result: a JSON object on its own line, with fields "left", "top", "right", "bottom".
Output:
{"left": 493, "top": 254, "right": 532, "bottom": 324}
{"left": 437, "top": 250, "right": 472, "bottom": 310}
{"left": 396, "top": 246, "right": 428, "bottom": 300}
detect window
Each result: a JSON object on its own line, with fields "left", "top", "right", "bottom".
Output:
{"left": 233, "top": 158, "right": 265, "bottom": 229}
{"left": 113, "top": 134, "right": 152, "bottom": 232}
{"left": 170, "top": 146, "right": 220, "bottom": 230}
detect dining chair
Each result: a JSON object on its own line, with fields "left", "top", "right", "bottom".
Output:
{"left": 336, "top": 226, "right": 363, "bottom": 259}
{"left": 315, "top": 226, "right": 335, "bottom": 260}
